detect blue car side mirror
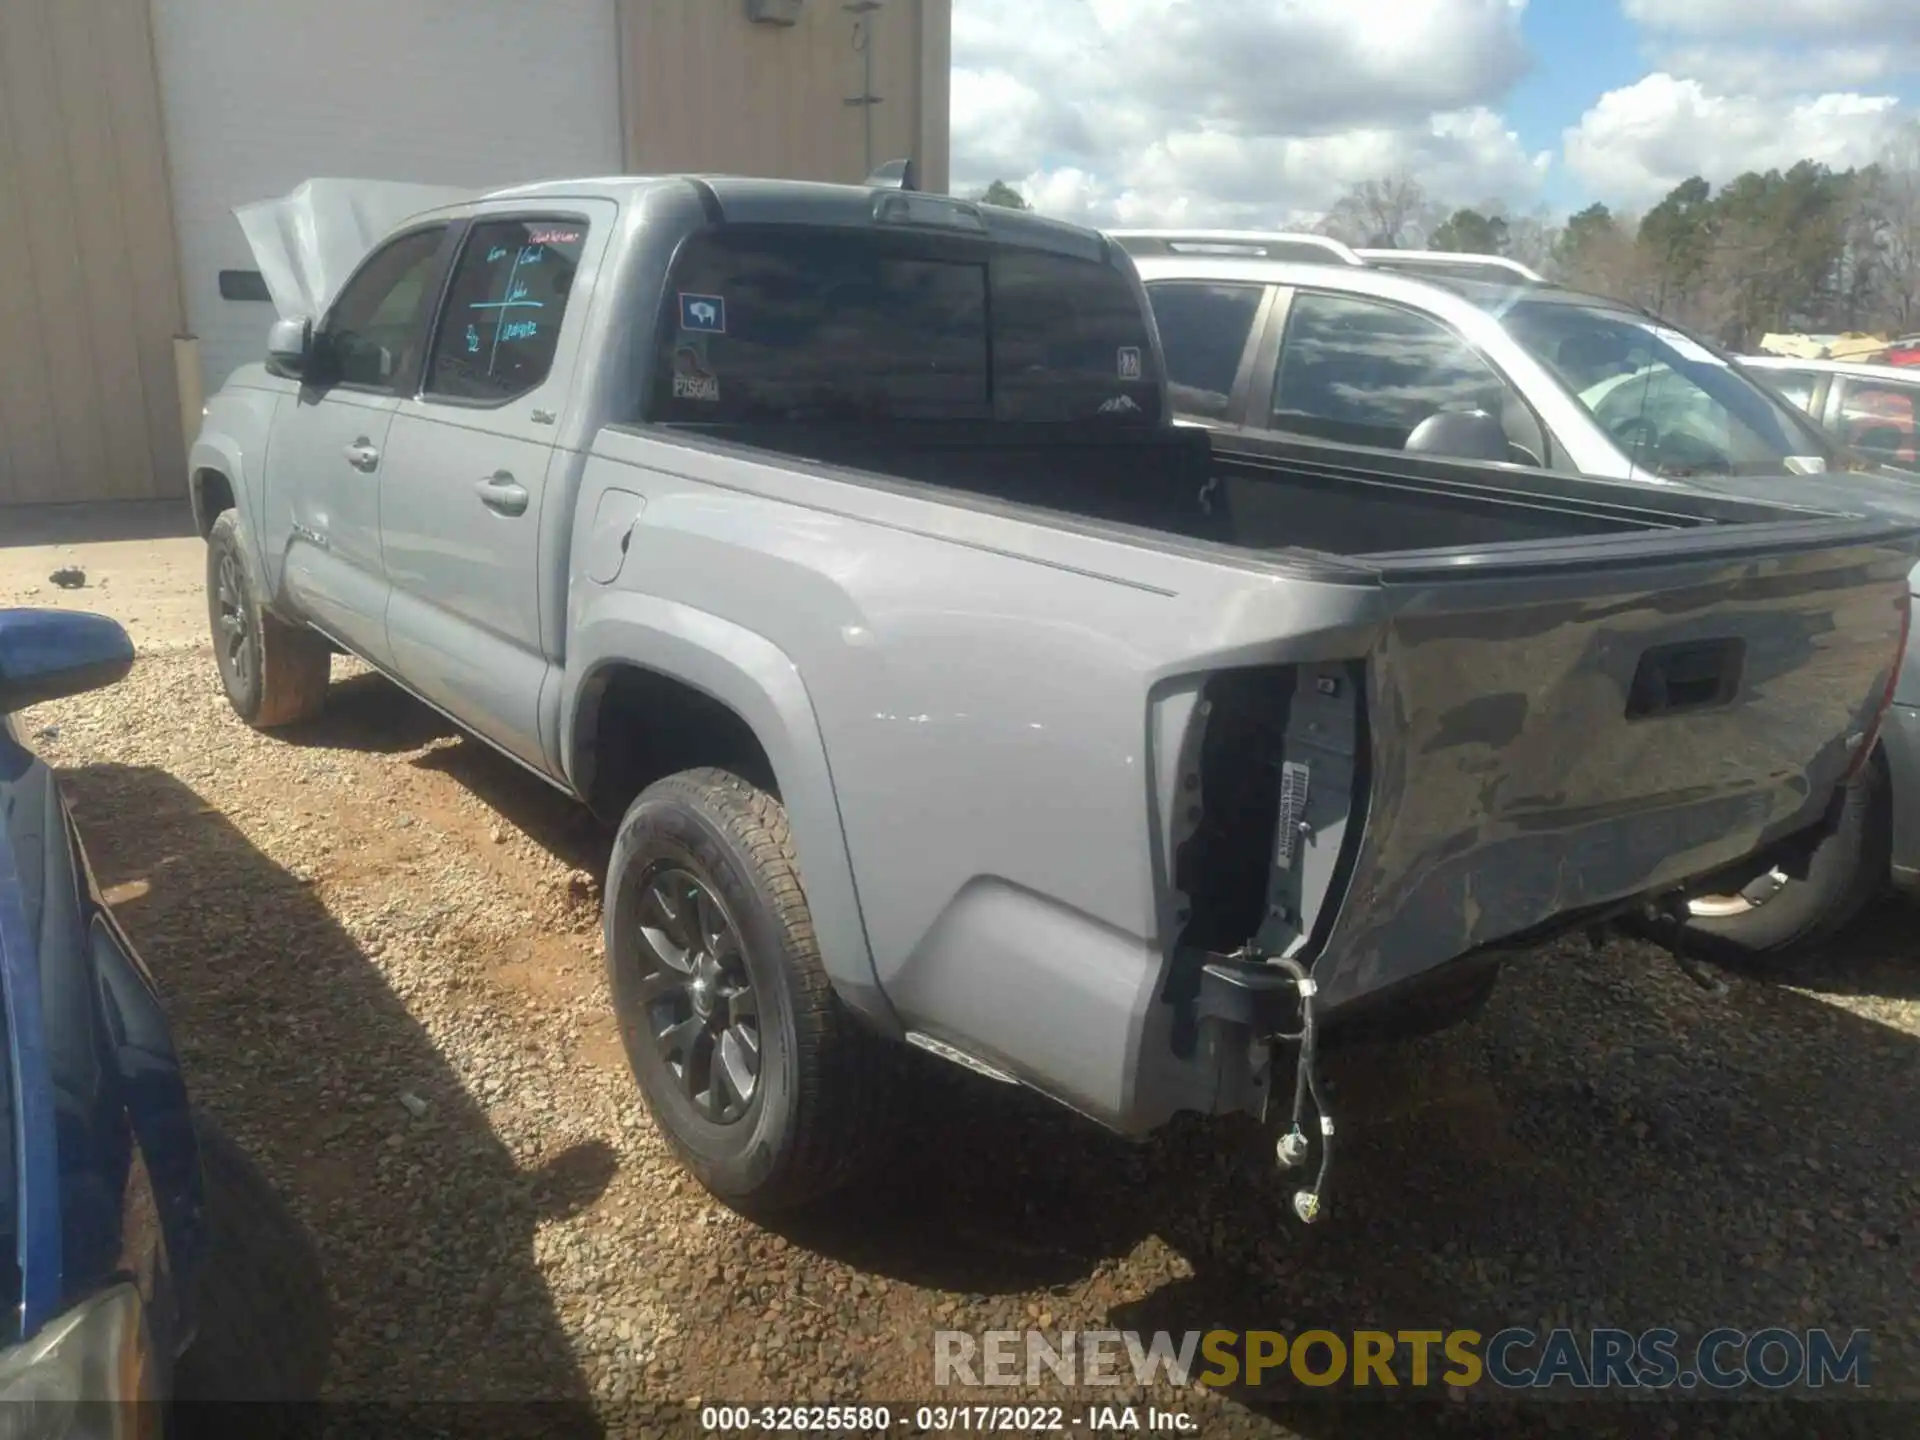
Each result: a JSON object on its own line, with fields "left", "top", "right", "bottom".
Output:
{"left": 0, "top": 609, "right": 136, "bottom": 713}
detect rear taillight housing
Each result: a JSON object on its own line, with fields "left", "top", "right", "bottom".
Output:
{"left": 1843, "top": 588, "right": 1911, "bottom": 783}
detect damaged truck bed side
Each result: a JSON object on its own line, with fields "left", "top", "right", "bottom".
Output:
{"left": 190, "top": 174, "right": 1918, "bottom": 1216}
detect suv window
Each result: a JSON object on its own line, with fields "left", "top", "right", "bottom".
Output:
{"left": 1836, "top": 377, "right": 1919, "bottom": 465}
{"left": 425, "top": 218, "right": 589, "bottom": 402}
{"left": 1502, "top": 300, "right": 1836, "bottom": 477}
{"left": 1271, "top": 291, "right": 1541, "bottom": 461}
{"left": 647, "top": 225, "right": 1161, "bottom": 424}
{"left": 1755, "top": 366, "right": 1821, "bottom": 413}
{"left": 323, "top": 227, "right": 447, "bottom": 391}
{"left": 1146, "top": 282, "right": 1263, "bottom": 420}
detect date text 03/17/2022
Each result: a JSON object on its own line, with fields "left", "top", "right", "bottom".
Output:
{"left": 697, "top": 1404, "right": 1195, "bottom": 1432}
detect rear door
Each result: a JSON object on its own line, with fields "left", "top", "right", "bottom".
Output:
{"left": 1141, "top": 281, "right": 1272, "bottom": 426}
{"left": 381, "top": 203, "right": 615, "bottom": 769}
{"left": 273, "top": 223, "right": 453, "bottom": 666}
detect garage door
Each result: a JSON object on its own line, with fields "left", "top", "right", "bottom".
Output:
{"left": 151, "top": 0, "right": 623, "bottom": 393}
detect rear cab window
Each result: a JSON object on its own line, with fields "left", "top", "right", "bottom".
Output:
{"left": 645, "top": 225, "right": 1162, "bottom": 426}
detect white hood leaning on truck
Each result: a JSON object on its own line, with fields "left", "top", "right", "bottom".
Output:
{"left": 233, "top": 178, "right": 474, "bottom": 321}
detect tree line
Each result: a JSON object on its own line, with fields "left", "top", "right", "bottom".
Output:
{"left": 971, "top": 118, "right": 1920, "bottom": 350}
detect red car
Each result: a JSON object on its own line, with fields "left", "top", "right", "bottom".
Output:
{"left": 1879, "top": 336, "right": 1920, "bottom": 368}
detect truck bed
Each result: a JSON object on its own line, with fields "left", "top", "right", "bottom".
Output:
{"left": 680, "top": 420, "right": 1834, "bottom": 563}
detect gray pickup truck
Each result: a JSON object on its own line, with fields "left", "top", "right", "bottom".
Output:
{"left": 190, "top": 174, "right": 1916, "bottom": 1219}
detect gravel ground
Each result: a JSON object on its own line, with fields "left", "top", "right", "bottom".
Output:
{"left": 14, "top": 632, "right": 1920, "bottom": 1438}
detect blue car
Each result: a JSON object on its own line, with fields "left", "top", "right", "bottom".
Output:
{"left": 0, "top": 608, "right": 326, "bottom": 1421}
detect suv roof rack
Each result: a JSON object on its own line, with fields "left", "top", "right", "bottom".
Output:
{"left": 1105, "top": 229, "right": 1365, "bottom": 266}
{"left": 1353, "top": 249, "right": 1547, "bottom": 284}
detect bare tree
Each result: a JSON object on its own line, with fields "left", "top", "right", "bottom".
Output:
{"left": 1867, "top": 120, "right": 1920, "bottom": 335}
{"left": 1316, "top": 174, "right": 1441, "bottom": 249}
{"left": 1500, "top": 203, "right": 1564, "bottom": 278}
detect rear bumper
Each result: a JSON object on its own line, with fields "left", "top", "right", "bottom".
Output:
{"left": 1884, "top": 702, "right": 1920, "bottom": 893}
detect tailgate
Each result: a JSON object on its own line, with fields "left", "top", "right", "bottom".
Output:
{"left": 1309, "top": 523, "right": 1917, "bottom": 1009}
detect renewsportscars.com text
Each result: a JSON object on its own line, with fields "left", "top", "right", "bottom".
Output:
{"left": 934, "top": 1327, "right": 1871, "bottom": 1392}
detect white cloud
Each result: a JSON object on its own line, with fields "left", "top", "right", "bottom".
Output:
{"left": 1564, "top": 75, "right": 1901, "bottom": 208}
{"left": 1622, "top": 0, "right": 1920, "bottom": 112}
{"left": 949, "top": 0, "right": 1547, "bottom": 226}
{"left": 1621, "top": 0, "right": 1920, "bottom": 39}
{"left": 1652, "top": 43, "right": 1907, "bottom": 95}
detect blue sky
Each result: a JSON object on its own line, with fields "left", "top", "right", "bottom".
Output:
{"left": 1505, "top": 3, "right": 1645, "bottom": 210}
{"left": 948, "top": 0, "right": 1920, "bottom": 227}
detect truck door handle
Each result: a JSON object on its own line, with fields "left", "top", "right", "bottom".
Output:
{"left": 343, "top": 439, "right": 381, "bottom": 471}
{"left": 475, "top": 472, "right": 530, "bottom": 516}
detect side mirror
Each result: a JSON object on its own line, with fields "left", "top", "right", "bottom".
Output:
{"left": 0, "top": 610, "right": 135, "bottom": 714}
{"left": 1403, "top": 408, "right": 1513, "bottom": 464}
{"left": 266, "top": 316, "right": 313, "bottom": 378}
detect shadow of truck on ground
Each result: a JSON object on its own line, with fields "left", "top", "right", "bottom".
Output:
{"left": 61, "top": 762, "right": 613, "bottom": 1428}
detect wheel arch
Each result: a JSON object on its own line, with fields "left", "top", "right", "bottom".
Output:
{"left": 563, "top": 594, "right": 897, "bottom": 1035}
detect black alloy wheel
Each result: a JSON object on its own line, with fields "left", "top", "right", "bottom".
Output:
{"left": 212, "top": 545, "right": 256, "bottom": 701}
{"left": 629, "top": 864, "right": 762, "bottom": 1124}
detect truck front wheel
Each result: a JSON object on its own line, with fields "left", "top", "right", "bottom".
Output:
{"left": 604, "top": 768, "right": 899, "bottom": 1211}
{"left": 205, "top": 511, "right": 330, "bottom": 729}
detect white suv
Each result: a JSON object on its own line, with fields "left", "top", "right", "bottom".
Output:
{"left": 1115, "top": 229, "right": 1842, "bottom": 485}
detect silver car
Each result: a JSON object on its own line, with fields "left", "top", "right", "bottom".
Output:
{"left": 1739, "top": 354, "right": 1920, "bottom": 471}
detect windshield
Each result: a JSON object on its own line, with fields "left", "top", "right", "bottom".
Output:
{"left": 1500, "top": 299, "right": 1843, "bottom": 477}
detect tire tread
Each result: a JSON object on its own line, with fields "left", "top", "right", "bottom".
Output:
{"left": 207, "top": 511, "right": 330, "bottom": 730}
{"left": 627, "top": 768, "right": 901, "bottom": 1209}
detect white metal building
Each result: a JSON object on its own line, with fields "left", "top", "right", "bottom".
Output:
{"left": 0, "top": 0, "right": 952, "bottom": 508}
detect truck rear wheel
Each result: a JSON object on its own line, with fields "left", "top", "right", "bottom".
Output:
{"left": 206, "top": 511, "right": 330, "bottom": 729}
{"left": 1684, "top": 750, "right": 1890, "bottom": 959}
{"left": 604, "top": 767, "right": 899, "bottom": 1211}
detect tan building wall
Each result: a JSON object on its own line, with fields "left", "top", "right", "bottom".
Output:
{"left": 619, "top": 0, "right": 951, "bottom": 193}
{"left": 0, "top": 0, "right": 951, "bottom": 509}
{"left": 0, "top": 0, "right": 189, "bottom": 507}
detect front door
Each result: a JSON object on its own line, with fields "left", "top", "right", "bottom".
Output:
{"left": 275, "top": 224, "right": 451, "bottom": 667}
{"left": 381, "top": 207, "right": 609, "bottom": 769}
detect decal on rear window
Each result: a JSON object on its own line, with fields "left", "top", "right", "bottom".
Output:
{"left": 680, "top": 293, "right": 727, "bottom": 334}
{"left": 671, "top": 345, "right": 720, "bottom": 402}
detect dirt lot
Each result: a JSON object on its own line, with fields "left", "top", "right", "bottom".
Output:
{"left": 7, "top": 538, "right": 1920, "bottom": 1436}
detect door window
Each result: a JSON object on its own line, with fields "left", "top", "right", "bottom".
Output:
{"left": 1146, "top": 282, "right": 1263, "bottom": 420}
{"left": 1755, "top": 366, "right": 1822, "bottom": 412}
{"left": 1271, "top": 291, "right": 1542, "bottom": 462}
{"left": 424, "top": 218, "right": 590, "bottom": 402}
{"left": 1836, "top": 378, "right": 1920, "bottom": 464}
{"left": 322, "top": 227, "right": 447, "bottom": 391}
